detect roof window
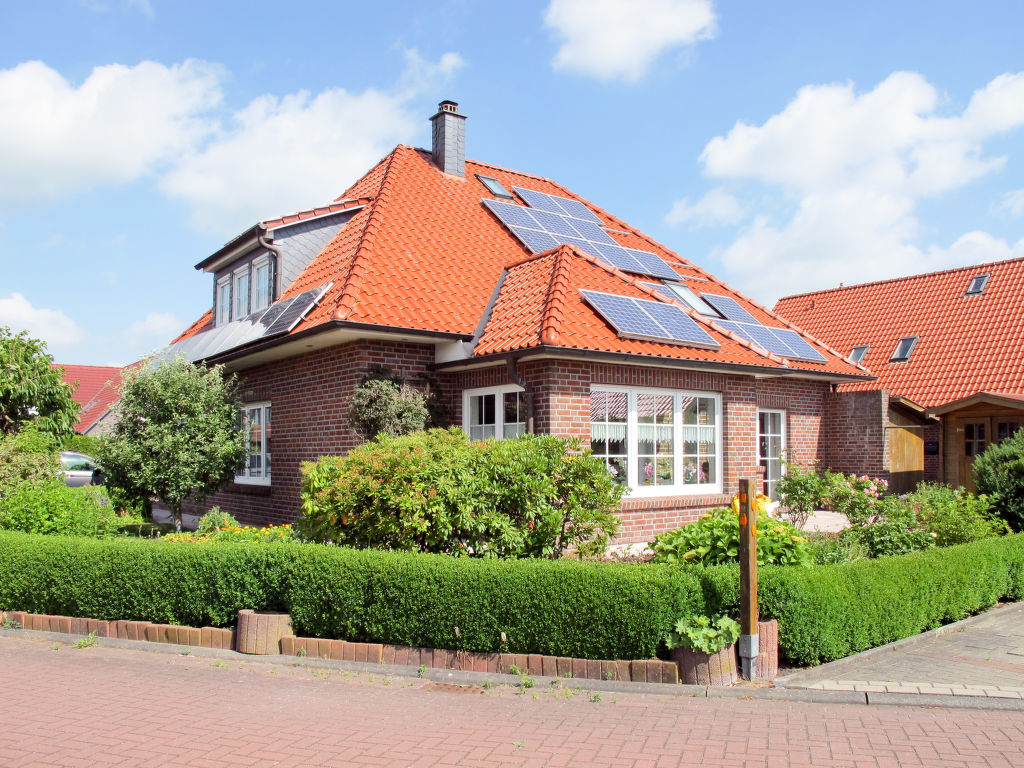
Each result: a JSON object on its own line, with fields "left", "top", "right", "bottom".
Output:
{"left": 889, "top": 336, "right": 918, "bottom": 363}
{"left": 664, "top": 282, "right": 723, "bottom": 317}
{"left": 849, "top": 345, "right": 869, "bottom": 364}
{"left": 965, "top": 274, "right": 990, "bottom": 295}
{"left": 476, "top": 174, "right": 513, "bottom": 200}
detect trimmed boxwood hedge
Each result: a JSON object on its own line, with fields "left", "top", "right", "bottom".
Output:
{"left": 1, "top": 531, "right": 1021, "bottom": 665}
{"left": 0, "top": 532, "right": 699, "bottom": 660}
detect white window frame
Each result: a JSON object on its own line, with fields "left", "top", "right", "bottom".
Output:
{"left": 252, "top": 255, "right": 272, "bottom": 313}
{"left": 757, "top": 408, "right": 786, "bottom": 500}
{"left": 462, "top": 385, "right": 526, "bottom": 441}
{"left": 216, "top": 276, "right": 232, "bottom": 326}
{"left": 590, "top": 385, "right": 722, "bottom": 497}
{"left": 236, "top": 401, "right": 271, "bottom": 485}
{"left": 233, "top": 267, "right": 251, "bottom": 320}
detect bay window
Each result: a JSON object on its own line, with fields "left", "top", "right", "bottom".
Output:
{"left": 464, "top": 386, "right": 527, "bottom": 440}
{"left": 590, "top": 387, "right": 721, "bottom": 495}
{"left": 236, "top": 402, "right": 271, "bottom": 485}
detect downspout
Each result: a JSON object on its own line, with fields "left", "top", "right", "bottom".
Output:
{"left": 257, "top": 227, "right": 283, "bottom": 299}
{"left": 507, "top": 356, "right": 536, "bottom": 434}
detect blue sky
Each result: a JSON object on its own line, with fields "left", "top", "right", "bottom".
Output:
{"left": 2, "top": 0, "right": 1023, "bottom": 366}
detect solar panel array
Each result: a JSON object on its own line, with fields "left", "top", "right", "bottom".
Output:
{"left": 580, "top": 290, "right": 718, "bottom": 349}
{"left": 482, "top": 194, "right": 680, "bottom": 280}
{"left": 700, "top": 293, "right": 760, "bottom": 324}
{"left": 160, "top": 284, "right": 331, "bottom": 364}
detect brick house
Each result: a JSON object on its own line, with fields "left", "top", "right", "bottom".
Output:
{"left": 168, "top": 101, "right": 869, "bottom": 542}
{"left": 775, "top": 258, "right": 1024, "bottom": 493}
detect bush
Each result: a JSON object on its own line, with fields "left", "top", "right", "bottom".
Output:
{"left": 62, "top": 433, "right": 102, "bottom": 458}
{"left": 196, "top": 507, "right": 240, "bottom": 536}
{"left": 348, "top": 378, "right": 429, "bottom": 440}
{"left": 298, "top": 428, "right": 622, "bottom": 558}
{"left": 805, "top": 531, "right": 868, "bottom": 565}
{"left": 974, "top": 428, "right": 1024, "bottom": 531}
{"left": 824, "top": 472, "right": 889, "bottom": 525}
{"left": 0, "top": 531, "right": 700, "bottom": 659}
{"left": 903, "top": 483, "right": 1005, "bottom": 545}
{"left": 845, "top": 520, "right": 935, "bottom": 558}
{"left": 775, "top": 460, "right": 827, "bottom": 528}
{"left": 0, "top": 482, "right": 118, "bottom": 537}
{"left": 650, "top": 507, "right": 812, "bottom": 567}
{"left": 0, "top": 425, "right": 59, "bottom": 501}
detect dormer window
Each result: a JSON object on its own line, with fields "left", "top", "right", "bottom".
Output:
{"left": 233, "top": 268, "right": 251, "bottom": 319}
{"left": 966, "top": 274, "right": 989, "bottom": 295}
{"left": 849, "top": 345, "right": 869, "bottom": 363}
{"left": 216, "top": 276, "right": 232, "bottom": 326}
{"left": 889, "top": 336, "right": 918, "bottom": 363}
{"left": 215, "top": 255, "right": 275, "bottom": 325}
{"left": 253, "top": 256, "right": 272, "bottom": 313}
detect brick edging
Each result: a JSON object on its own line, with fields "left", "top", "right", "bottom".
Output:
{"left": 1, "top": 611, "right": 236, "bottom": 650}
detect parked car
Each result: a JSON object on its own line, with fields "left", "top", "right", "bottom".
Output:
{"left": 60, "top": 451, "right": 104, "bottom": 487}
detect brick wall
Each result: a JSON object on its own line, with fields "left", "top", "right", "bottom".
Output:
{"left": 924, "top": 422, "right": 941, "bottom": 483}
{"left": 821, "top": 389, "right": 889, "bottom": 479}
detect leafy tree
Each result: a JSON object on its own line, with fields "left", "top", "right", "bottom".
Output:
{"left": 974, "top": 428, "right": 1024, "bottom": 531}
{"left": 348, "top": 378, "right": 429, "bottom": 440}
{"left": 98, "top": 357, "right": 247, "bottom": 530}
{"left": 0, "top": 326, "right": 78, "bottom": 439}
{"left": 0, "top": 425, "right": 60, "bottom": 502}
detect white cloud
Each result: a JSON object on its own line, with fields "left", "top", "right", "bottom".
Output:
{"left": 160, "top": 49, "right": 463, "bottom": 235}
{"left": 692, "top": 71, "right": 1024, "bottom": 301}
{"left": 545, "top": 0, "right": 715, "bottom": 82}
{"left": 0, "top": 293, "right": 84, "bottom": 351}
{"left": 665, "top": 187, "right": 743, "bottom": 227}
{"left": 124, "top": 312, "right": 181, "bottom": 348}
{"left": 1000, "top": 189, "right": 1024, "bottom": 217}
{"left": 0, "top": 59, "right": 222, "bottom": 202}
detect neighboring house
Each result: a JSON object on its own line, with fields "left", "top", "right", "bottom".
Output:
{"left": 775, "top": 258, "right": 1024, "bottom": 493}
{"left": 54, "top": 364, "right": 123, "bottom": 435}
{"left": 166, "top": 101, "right": 869, "bottom": 542}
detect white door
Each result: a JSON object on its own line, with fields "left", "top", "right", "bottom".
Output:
{"left": 757, "top": 409, "right": 785, "bottom": 500}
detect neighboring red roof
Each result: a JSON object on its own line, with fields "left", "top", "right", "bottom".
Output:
{"left": 175, "top": 145, "right": 866, "bottom": 380}
{"left": 54, "top": 364, "right": 122, "bottom": 433}
{"left": 773, "top": 256, "right": 1024, "bottom": 408}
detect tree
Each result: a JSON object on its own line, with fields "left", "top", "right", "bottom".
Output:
{"left": 99, "top": 357, "right": 247, "bottom": 530}
{"left": 0, "top": 326, "right": 78, "bottom": 439}
{"left": 348, "top": 378, "right": 429, "bottom": 440}
{"left": 974, "top": 427, "right": 1024, "bottom": 532}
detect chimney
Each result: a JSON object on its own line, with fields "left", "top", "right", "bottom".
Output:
{"left": 430, "top": 100, "right": 466, "bottom": 177}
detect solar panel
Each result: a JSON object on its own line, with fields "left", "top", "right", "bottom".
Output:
{"left": 565, "top": 218, "right": 616, "bottom": 244}
{"left": 512, "top": 187, "right": 603, "bottom": 224}
{"left": 557, "top": 198, "right": 601, "bottom": 223}
{"left": 510, "top": 226, "right": 560, "bottom": 254}
{"left": 717, "top": 320, "right": 795, "bottom": 357}
{"left": 627, "top": 249, "right": 681, "bottom": 280}
{"left": 581, "top": 290, "right": 718, "bottom": 349}
{"left": 528, "top": 208, "right": 582, "bottom": 237}
{"left": 483, "top": 199, "right": 541, "bottom": 229}
{"left": 771, "top": 328, "right": 827, "bottom": 362}
{"left": 701, "top": 293, "right": 760, "bottom": 324}
{"left": 263, "top": 285, "right": 330, "bottom": 336}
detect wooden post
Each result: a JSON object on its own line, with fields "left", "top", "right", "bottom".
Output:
{"left": 738, "top": 477, "right": 759, "bottom": 680}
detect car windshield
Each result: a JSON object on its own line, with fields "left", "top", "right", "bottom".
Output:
{"left": 60, "top": 453, "right": 95, "bottom": 471}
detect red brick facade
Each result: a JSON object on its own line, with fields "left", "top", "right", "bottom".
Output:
{"left": 197, "top": 339, "right": 840, "bottom": 544}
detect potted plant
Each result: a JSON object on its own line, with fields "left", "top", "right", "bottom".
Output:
{"left": 665, "top": 614, "right": 741, "bottom": 686}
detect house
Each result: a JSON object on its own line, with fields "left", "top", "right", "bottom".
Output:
{"left": 166, "top": 101, "right": 869, "bottom": 542}
{"left": 774, "top": 258, "right": 1024, "bottom": 493}
{"left": 54, "top": 364, "right": 123, "bottom": 435}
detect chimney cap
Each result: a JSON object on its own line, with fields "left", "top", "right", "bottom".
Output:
{"left": 434, "top": 100, "right": 463, "bottom": 116}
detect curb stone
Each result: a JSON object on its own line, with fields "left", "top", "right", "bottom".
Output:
{"left": 4, "top": 627, "right": 1021, "bottom": 711}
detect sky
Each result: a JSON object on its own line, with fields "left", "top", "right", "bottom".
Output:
{"left": 2, "top": 0, "right": 1023, "bottom": 366}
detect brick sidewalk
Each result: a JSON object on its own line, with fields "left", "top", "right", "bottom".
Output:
{"left": 779, "top": 602, "right": 1024, "bottom": 700}
{"left": 2, "top": 634, "right": 1023, "bottom": 767}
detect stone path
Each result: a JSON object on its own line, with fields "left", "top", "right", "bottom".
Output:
{"left": 2, "top": 633, "right": 1024, "bottom": 767}
{"left": 778, "top": 601, "right": 1024, "bottom": 701}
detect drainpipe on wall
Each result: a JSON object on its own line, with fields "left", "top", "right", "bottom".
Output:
{"left": 257, "top": 228, "right": 283, "bottom": 298}
{"left": 507, "top": 356, "right": 536, "bottom": 434}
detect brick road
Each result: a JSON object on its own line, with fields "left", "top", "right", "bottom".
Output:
{"left": 2, "top": 635, "right": 1023, "bottom": 767}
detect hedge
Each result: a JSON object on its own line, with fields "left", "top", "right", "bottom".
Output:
{"left": 0, "top": 532, "right": 699, "bottom": 660}
{"left": 2, "top": 531, "right": 1022, "bottom": 665}
{"left": 692, "top": 534, "right": 1024, "bottom": 666}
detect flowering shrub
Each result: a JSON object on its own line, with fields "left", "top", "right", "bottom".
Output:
{"left": 163, "top": 523, "right": 296, "bottom": 544}
{"left": 774, "top": 460, "right": 827, "bottom": 529}
{"left": 824, "top": 473, "right": 889, "bottom": 526}
{"left": 650, "top": 504, "right": 811, "bottom": 567}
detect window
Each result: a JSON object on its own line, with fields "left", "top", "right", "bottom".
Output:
{"left": 475, "top": 174, "right": 513, "bottom": 199}
{"left": 889, "top": 336, "right": 919, "bottom": 363}
{"left": 997, "top": 420, "right": 1022, "bottom": 443}
{"left": 233, "top": 269, "right": 251, "bottom": 319}
{"left": 216, "top": 277, "right": 232, "bottom": 326}
{"left": 236, "top": 402, "right": 271, "bottom": 484}
{"left": 966, "top": 274, "right": 990, "bottom": 295}
{"left": 464, "top": 386, "right": 527, "bottom": 440}
{"left": 590, "top": 387, "right": 721, "bottom": 495}
{"left": 663, "top": 283, "right": 723, "bottom": 317}
{"left": 758, "top": 410, "right": 785, "bottom": 500}
{"left": 253, "top": 257, "right": 272, "bottom": 313}
{"left": 849, "top": 345, "right": 869, "bottom": 363}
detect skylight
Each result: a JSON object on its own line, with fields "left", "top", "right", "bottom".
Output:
{"left": 664, "top": 282, "right": 722, "bottom": 317}
{"left": 889, "top": 336, "right": 918, "bottom": 363}
{"left": 966, "top": 274, "right": 990, "bottom": 295}
{"left": 476, "top": 174, "right": 513, "bottom": 200}
{"left": 849, "top": 345, "right": 869, "bottom": 363}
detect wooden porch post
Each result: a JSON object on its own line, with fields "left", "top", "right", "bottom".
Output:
{"left": 738, "top": 477, "right": 759, "bottom": 680}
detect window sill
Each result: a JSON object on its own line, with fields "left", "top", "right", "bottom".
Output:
{"left": 230, "top": 480, "right": 272, "bottom": 496}
{"left": 619, "top": 492, "right": 731, "bottom": 511}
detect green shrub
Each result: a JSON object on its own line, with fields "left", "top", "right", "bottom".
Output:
{"left": 974, "top": 428, "right": 1024, "bottom": 531}
{"left": 62, "top": 433, "right": 102, "bottom": 458}
{"left": 0, "top": 531, "right": 699, "bottom": 659}
{"left": 0, "top": 482, "right": 118, "bottom": 537}
{"left": 775, "top": 460, "right": 827, "bottom": 528}
{"left": 298, "top": 428, "right": 622, "bottom": 558}
{"left": 824, "top": 472, "right": 889, "bottom": 525}
{"left": 650, "top": 507, "right": 811, "bottom": 567}
{"left": 846, "top": 520, "right": 935, "bottom": 558}
{"left": 196, "top": 507, "right": 240, "bottom": 535}
{"left": 665, "top": 614, "right": 741, "bottom": 654}
{"left": 902, "top": 483, "right": 1005, "bottom": 546}
{"left": 805, "top": 531, "right": 868, "bottom": 565}
{"left": 0, "top": 426, "right": 59, "bottom": 501}
{"left": 348, "top": 378, "right": 429, "bottom": 440}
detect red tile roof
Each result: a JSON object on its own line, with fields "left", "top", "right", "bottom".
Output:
{"left": 773, "top": 256, "right": 1024, "bottom": 408}
{"left": 175, "top": 145, "right": 866, "bottom": 380}
{"left": 54, "top": 364, "right": 122, "bottom": 433}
